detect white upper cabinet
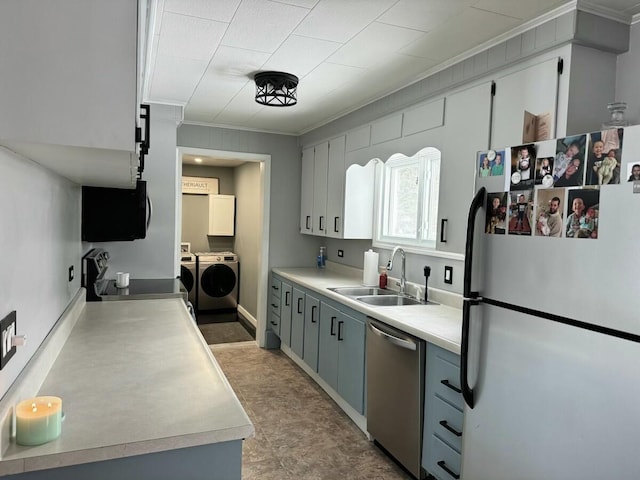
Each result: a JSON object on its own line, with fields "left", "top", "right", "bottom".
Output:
{"left": 0, "top": 0, "right": 144, "bottom": 188}
{"left": 301, "top": 136, "right": 375, "bottom": 239}
{"left": 312, "top": 142, "right": 329, "bottom": 235}
{"left": 300, "top": 147, "right": 315, "bottom": 234}
{"left": 326, "top": 136, "right": 346, "bottom": 238}
{"left": 491, "top": 58, "right": 560, "bottom": 149}
{"left": 438, "top": 82, "right": 493, "bottom": 255}
{"left": 208, "top": 195, "right": 235, "bottom": 236}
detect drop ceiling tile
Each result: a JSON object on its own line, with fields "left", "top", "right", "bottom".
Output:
{"left": 183, "top": 110, "right": 217, "bottom": 123}
{"left": 293, "top": 0, "right": 397, "bottom": 43}
{"left": 221, "top": 0, "right": 311, "bottom": 53}
{"left": 276, "top": 0, "right": 320, "bottom": 7}
{"left": 300, "top": 62, "right": 366, "bottom": 98}
{"left": 157, "top": 12, "right": 227, "bottom": 61}
{"left": 214, "top": 83, "right": 265, "bottom": 124}
{"left": 262, "top": 35, "right": 342, "bottom": 77}
{"left": 377, "top": 0, "right": 469, "bottom": 32}
{"left": 398, "top": 8, "right": 521, "bottom": 62}
{"left": 150, "top": 55, "right": 208, "bottom": 103}
{"left": 189, "top": 74, "right": 250, "bottom": 115}
{"left": 206, "top": 46, "right": 271, "bottom": 77}
{"left": 163, "top": 0, "right": 241, "bottom": 22}
{"left": 327, "top": 22, "right": 425, "bottom": 68}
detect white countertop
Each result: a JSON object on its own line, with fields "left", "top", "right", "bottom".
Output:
{"left": 0, "top": 298, "right": 254, "bottom": 474}
{"left": 272, "top": 267, "right": 463, "bottom": 354}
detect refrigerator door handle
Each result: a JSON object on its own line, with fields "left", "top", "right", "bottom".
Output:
{"left": 463, "top": 186, "right": 485, "bottom": 299}
{"left": 461, "top": 186, "right": 486, "bottom": 410}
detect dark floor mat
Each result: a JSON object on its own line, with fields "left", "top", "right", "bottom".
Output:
{"left": 197, "top": 321, "right": 254, "bottom": 345}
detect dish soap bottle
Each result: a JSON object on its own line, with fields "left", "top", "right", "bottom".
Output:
{"left": 317, "top": 246, "right": 326, "bottom": 269}
{"left": 379, "top": 267, "right": 388, "bottom": 289}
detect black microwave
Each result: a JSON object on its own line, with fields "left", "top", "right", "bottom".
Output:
{"left": 82, "top": 180, "right": 149, "bottom": 242}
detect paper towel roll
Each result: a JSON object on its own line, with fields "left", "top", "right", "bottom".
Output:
{"left": 363, "top": 249, "right": 379, "bottom": 286}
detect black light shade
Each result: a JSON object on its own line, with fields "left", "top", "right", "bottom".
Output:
{"left": 254, "top": 71, "right": 298, "bottom": 107}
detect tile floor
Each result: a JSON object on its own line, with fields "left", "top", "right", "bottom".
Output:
{"left": 211, "top": 343, "right": 413, "bottom": 480}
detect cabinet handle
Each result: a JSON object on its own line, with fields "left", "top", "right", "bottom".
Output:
{"left": 319, "top": 216, "right": 325, "bottom": 231}
{"left": 441, "top": 379, "right": 462, "bottom": 394}
{"left": 271, "top": 303, "right": 278, "bottom": 308}
{"left": 311, "top": 305, "right": 317, "bottom": 323}
{"left": 271, "top": 285, "right": 279, "bottom": 291}
{"left": 306, "top": 215, "right": 311, "bottom": 230}
{"left": 337, "top": 320, "right": 344, "bottom": 341}
{"left": 297, "top": 297, "right": 303, "bottom": 314}
{"left": 439, "top": 420, "right": 462, "bottom": 437}
{"left": 330, "top": 316, "right": 337, "bottom": 336}
{"left": 270, "top": 321, "right": 277, "bottom": 326}
{"left": 440, "top": 218, "right": 448, "bottom": 243}
{"left": 334, "top": 216, "right": 339, "bottom": 233}
{"left": 285, "top": 291, "right": 290, "bottom": 306}
{"left": 437, "top": 460, "right": 460, "bottom": 479}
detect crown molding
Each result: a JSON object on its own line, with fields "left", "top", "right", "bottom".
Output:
{"left": 576, "top": 0, "right": 633, "bottom": 24}
{"left": 181, "top": 120, "right": 298, "bottom": 137}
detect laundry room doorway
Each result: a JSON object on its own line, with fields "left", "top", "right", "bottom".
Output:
{"left": 176, "top": 147, "right": 271, "bottom": 347}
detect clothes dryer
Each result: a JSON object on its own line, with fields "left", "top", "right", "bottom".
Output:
{"left": 180, "top": 253, "right": 197, "bottom": 307}
{"left": 196, "top": 252, "right": 239, "bottom": 312}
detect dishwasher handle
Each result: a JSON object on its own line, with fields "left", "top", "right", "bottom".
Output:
{"left": 368, "top": 321, "right": 417, "bottom": 351}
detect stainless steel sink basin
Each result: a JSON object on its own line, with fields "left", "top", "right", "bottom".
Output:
{"left": 329, "top": 287, "right": 397, "bottom": 297}
{"left": 356, "top": 295, "right": 427, "bottom": 306}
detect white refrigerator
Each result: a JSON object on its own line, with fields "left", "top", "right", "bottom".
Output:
{"left": 460, "top": 125, "right": 640, "bottom": 479}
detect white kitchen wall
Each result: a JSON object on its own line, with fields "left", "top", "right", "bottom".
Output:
{"left": 93, "top": 104, "right": 181, "bottom": 279}
{"left": 0, "top": 147, "right": 81, "bottom": 399}
{"left": 616, "top": 22, "right": 640, "bottom": 125}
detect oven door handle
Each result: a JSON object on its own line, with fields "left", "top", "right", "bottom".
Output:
{"left": 368, "top": 322, "right": 416, "bottom": 351}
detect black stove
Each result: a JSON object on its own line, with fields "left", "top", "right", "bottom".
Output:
{"left": 81, "top": 248, "right": 186, "bottom": 302}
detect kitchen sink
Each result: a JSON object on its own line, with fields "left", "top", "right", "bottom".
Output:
{"left": 356, "top": 295, "right": 428, "bottom": 306}
{"left": 329, "top": 287, "right": 397, "bottom": 297}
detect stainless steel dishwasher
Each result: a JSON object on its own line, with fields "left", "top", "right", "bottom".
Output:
{"left": 366, "top": 317, "right": 426, "bottom": 479}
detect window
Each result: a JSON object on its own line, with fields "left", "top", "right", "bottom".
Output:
{"left": 375, "top": 147, "right": 441, "bottom": 250}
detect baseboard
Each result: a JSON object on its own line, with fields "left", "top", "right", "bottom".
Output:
{"left": 237, "top": 305, "right": 256, "bottom": 327}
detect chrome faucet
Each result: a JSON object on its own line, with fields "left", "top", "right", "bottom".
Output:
{"left": 386, "top": 246, "right": 406, "bottom": 296}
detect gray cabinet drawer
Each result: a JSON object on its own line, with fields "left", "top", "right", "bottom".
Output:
{"left": 270, "top": 277, "right": 282, "bottom": 295}
{"left": 431, "top": 349, "right": 463, "bottom": 410}
{"left": 432, "top": 396, "right": 463, "bottom": 453}
{"left": 430, "top": 435, "right": 461, "bottom": 480}
{"left": 270, "top": 294, "right": 281, "bottom": 316}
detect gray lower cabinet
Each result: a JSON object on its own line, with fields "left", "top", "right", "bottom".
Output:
{"left": 280, "top": 282, "right": 293, "bottom": 347}
{"left": 318, "top": 301, "right": 365, "bottom": 414}
{"left": 423, "top": 343, "right": 464, "bottom": 480}
{"left": 291, "top": 288, "right": 305, "bottom": 358}
{"left": 302, "top": 294, "right": 320, "bottom": 371}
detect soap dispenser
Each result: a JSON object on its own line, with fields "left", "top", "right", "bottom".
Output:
{"left": 317, "top": 246, "right": 326, "bottom": 269}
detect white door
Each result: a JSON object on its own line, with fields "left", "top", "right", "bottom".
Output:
{"left": 312, "top": 142, "right": 329, "bottom": 235}
{"left": 326, "top": 136, "right": 346, "bottom": 239}
{"left": 300, "top": 147, "right": 314, "bottom": 234}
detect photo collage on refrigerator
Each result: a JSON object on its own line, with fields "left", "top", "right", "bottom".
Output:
{"left": 480, "top": 127, "right": 635, "bottom": 239}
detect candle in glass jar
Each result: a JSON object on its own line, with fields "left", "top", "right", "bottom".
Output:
{"left": 16, "top": 396, "right": 62, "bottom": 446}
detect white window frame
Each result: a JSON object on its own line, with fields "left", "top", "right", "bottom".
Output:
{"left": 373, "top": 147, "right": 441, "bottom": 253}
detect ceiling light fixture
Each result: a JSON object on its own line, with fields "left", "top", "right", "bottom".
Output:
{"left": 254, "top": 71, "right": 298, "bottom": 107}
{"left": 194, "top": 158, "right": 202, "bottom": 163}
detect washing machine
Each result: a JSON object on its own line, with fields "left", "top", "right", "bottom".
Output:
{"left": 180, "top": 253, "right": 197, "bottom": 308}
{"left": 196, "top": 252, "right": 239, "bottom": 312}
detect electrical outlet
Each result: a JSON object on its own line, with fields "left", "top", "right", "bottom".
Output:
{"left": 444, "top": 266, "right": 453, "bottom": 285}
{"left": 337, "top": 250, "right": 344, "bottom": 258}
{"left": 0, "top": 312, "right": 17, "bottom": 369}
{"left": 68, "top": 265, "right": 74, "bottom": 282}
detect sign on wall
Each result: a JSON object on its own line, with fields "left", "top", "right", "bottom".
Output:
{"left": 182, "top": 176, "right": 219, "bottom": 195}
